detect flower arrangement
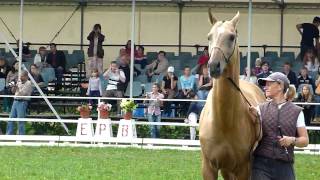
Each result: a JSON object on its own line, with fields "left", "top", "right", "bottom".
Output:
{"left": 120, "top": 99, "right": 137, "bottom": 113}
{"left": 120, "top": 99, "right": 137, "bottom": 120}
{"left": 77, "top": 104, "right": 92, "bottom": 118}
{"left": 97, "top": 102, "right": 112, "bottom": 111}
{"left": 97, "top": 102, "right": 112, "bottom": 119}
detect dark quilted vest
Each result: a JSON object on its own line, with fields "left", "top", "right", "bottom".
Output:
{"left": 254, "top": 101, "right": 302, "bottom": 163}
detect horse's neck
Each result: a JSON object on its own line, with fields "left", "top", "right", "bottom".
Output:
{"left": 212, "top": 48, "right": 241, "bottom": 128}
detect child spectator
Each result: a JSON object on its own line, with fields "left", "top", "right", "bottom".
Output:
{"left": 184, "top": 91, "right": 202, "bottom": 140}
{"left": 86, "top": 69, "right": 102, "bottom": 105}
{"left": 253, "top": 58, "right": 262, "bottom": 76}
{"left": 145, "top": 83, "right": 164, "bottom": 138}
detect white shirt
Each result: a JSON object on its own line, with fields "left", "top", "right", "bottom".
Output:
{"left": 104, "top": 70, "right": 126, "bottom": 91}
{"left": 256, "top": 102, "right": 306, "bottom": 127}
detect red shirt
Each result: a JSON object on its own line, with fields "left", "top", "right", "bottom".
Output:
{"left": 198, "top": 55, "right": 209, "bottom": 65}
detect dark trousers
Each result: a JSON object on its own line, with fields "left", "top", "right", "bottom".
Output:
{"left": 300, "top": 43, "right": 314, "bottom": 61}
{"left": 252, "top": 156, "right": 295, "bottom": 180}
{"left": 89, "top": 90, "right": 100, "bottom": 105}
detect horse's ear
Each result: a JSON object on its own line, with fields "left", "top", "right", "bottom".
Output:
{"left": 208, "top": 8, "right": 217, "bottom": 25}
{"left": 230, "top": 11, "right": 240, "bottom": 28}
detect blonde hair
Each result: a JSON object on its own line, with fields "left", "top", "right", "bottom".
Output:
{"left": 285, "top": 85, "right": 296, "bottom": 101}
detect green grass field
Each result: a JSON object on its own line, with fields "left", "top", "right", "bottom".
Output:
{"left": 0, "top": 147, "right": 319, "bottom": 180}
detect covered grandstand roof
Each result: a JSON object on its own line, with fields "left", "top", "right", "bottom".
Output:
{"left": 0, "top": 0, "right": 319, "bottom": 9}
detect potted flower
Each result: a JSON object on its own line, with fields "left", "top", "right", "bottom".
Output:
{"left": 120, "top": 99, "right": 137, "bottom": 120}
{"left": 97, "top": 102, "right": 112, "bottom": 119}
{"left": 77, "top": 104, "right": 92, "bottom": 118}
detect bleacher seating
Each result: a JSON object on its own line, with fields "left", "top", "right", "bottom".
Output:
{"left": 125, "top": 81, "right": 142, "bottom": 97}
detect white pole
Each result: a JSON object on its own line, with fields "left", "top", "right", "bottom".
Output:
{"left": 247, "top": 0, "right": 252, "bottom": 78}
{"left": 129, "top": 0, "right": 136, "bottom": 99}
{"left": 18, "top": 0, "right": 24, "bottom": 78}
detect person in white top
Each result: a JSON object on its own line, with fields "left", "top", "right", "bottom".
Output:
{"left": 86, "top": 69, "right": 102, "bottom": 105}
{"left": 103, "top": 61, "right": 126, "bottom": 114}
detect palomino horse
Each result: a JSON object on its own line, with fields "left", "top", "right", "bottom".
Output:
{"left": 199, "top": 11, "right": 266, "bottom": 180}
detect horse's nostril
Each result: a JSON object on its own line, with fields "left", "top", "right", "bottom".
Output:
{"left": 217, "top": 62, "right": 220, "bottom": 69}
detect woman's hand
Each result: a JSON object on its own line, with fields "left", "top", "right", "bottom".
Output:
{"left": 278, "top": 136, "right": 295, "bottom": 147}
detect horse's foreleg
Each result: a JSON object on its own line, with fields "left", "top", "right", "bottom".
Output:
{"left": 202, "top": 155, "right": 218, "bottom": 180}
{"left": 221, "top": 169, "right": 236, "bottom": 180}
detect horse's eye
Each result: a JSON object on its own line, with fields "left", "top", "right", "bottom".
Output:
{"left": 229, "top": 35, "right": 235, "bottom": 42}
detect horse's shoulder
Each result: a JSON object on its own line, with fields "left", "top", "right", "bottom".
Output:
{"left": 239, "top": 80, "right": 266, "bottom": 105}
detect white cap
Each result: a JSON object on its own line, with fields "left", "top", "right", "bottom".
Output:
{"left": 168, "top": 66, "right": 174, "bottom": 73}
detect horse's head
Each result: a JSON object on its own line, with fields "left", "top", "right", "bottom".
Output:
{"left": 207, "top": 10, "right": 240, "bottom": 78}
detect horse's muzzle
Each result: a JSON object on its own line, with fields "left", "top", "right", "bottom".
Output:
{"left": 210, "top": 62, "right": 221, "bottom": 78}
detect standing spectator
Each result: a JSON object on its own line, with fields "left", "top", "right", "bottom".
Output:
{"left": 33, "top": 46, "right": 47, "bottom": 70}
{"left": 3, "top": 61, "right": 19, "bottom": 112}
{"left": 134, "top": 45, "right": 147, "bottom": 69}
{"left": 296, "top": 16, "right": 320, "bottom": 61}
{"left": 0, "top": 57, "right": 10, "bottom": 79}
{"left": 257, "top": 61, "right": 272, "bottom": 89}
{"left": 197, "top": 66, "right": 212, "bottom": 101}
{"left": 146, "top": 51, "right": 169, "bottom": 82}
{"left": 282, "top": 62, "right": 297, "bottom": 86}
{"left": 87, "top": 24, "right": 105, "bottom": 77}
{"left": 103, "top": 61, "right": 126, "bottom": 114}
{"left": 6, "top": 71, "right": 33, "bottom": 135}
{"left": 115, "top": 48, "right": 127, "bottom": 63}
{"left": 297, "top": 67, "right": 316, "bottom": 91}
{"left": 184, "top": 91, "right": 202, "bottom": 140}
{"left": 46, "top": 43, "right": 66, "bottom": 90}
{"left": 295, "top": 84, "right": 315, "bottom": 126}
{"left": 86, "top": 69, "right": 102, "bottom": 105}
{"left": 145, "top": 83, "right": 164, "bottom": 138}
{"left": 161, "top": 66, "right": 178, "bottom": 116}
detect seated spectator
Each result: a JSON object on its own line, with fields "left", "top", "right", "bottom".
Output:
{"left": 282, "top": 62, "right": 297, "bottom": 86}
{"left": 46, "top": 43, "right": 66, "bottom": 90}
{"left": 256, "top": 61, "right": 272, "bottom": 89}
{"left": 15, "top": 40, "right": 31, "bottom": 61}
{"left": 297, "top": 67, "right": 316, "bottom": 90}
{"left": 124, "top": 40, "right": 137, "bottom": 56}
{"left": 33, "top": 46, "right": 47, "bottom": 70}
{"left": 253, "top": 58, "right": 262, "bottom": 76}
{"left": 118, "top": 54, "right": 130, "bottom": 92}
{"left": 134, "top": 45, "right": 147, "bottom": 69}
{"left": 86, "top": 69, "right": 102, "bottom": 105}
{"left": 161, "top": 66, "right": 178, "bottom": 116}
{"left": 144, "top": 83, "right": 164, "bottom": 138}
{"left": 184, "top": 91, "right": 202, "bottom": 140}
{"left": 6, "top": 70, "right": 33, "bottom": 135}
{"left": 194, "top": 47, "right": 209, "bottom": 74}
{"left": 303, "top": 48, "right": 319, "bottom": 72}
{"left": 240, "top": 67, "right": 257, "bottom": 84}
{"left": 115, "top": 48, "right": 127, "bottom": 63}
{"left": 103, "top": 61, "right": 126, "bottom": 114}
{"left": 295, "top": 84, "right": 315, "bottom": 126}
{"left": 0, "top": 57, "right": 10, "bottom": 79}
{"left": 177, "top": 66, "right": 196, "bottom": 116}
{"left": 30, "top": 64, "right": 45, "bottom": 89}
{"left": 146, "top": 51, "right": 169, "bottom": 82}
{"left": 3, "top": 61, "right": 19, "bottom": 113}
{"left": 197, "top": 66, "right": 212, "bottom": 101}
